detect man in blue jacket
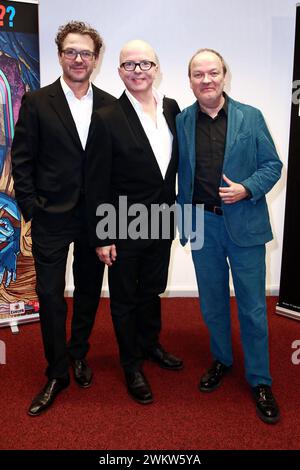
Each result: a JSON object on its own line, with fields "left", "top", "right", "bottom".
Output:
{"left": 176, "top": 48, "right": 282, "bottom": 424}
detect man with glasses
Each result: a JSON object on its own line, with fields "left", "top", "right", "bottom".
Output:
{"left": 12, "top": 21, "right": 115, "bottom": 416}
{"left": 86, "top": 40, "right": 183, "bottom": 404}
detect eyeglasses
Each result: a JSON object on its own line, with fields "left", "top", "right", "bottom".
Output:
{"left": 120, "top": 61, "right": 156, "bottom": 71}
{"left": 62, "top": 49, "right": 96, "bottom": 61}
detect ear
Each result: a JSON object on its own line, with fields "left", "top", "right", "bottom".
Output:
{"left": 94, "top": 55, "right": 100, "bottom": 69}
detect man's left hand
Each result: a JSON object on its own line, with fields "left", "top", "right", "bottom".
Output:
{"left": 219, "top": 174, "right": 248, "bottom": 204}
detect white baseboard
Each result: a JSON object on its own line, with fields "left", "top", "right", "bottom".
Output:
{"left": 65, "top": 285, "right": 279, "bottom": 297}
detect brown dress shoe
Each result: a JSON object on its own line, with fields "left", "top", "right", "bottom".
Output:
{"left": 28, "top": 378, "right": 70, "bottom": 417}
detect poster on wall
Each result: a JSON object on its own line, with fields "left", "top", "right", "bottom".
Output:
{"left": 276, "top": 5, "right": 300, "bottom": 321}
{"left": 0, "top": 0, "right": 39, "bottom": 329}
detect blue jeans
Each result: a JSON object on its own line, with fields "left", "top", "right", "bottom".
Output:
{"left": 191, "top": 209, "right": 272, "bottom": 387}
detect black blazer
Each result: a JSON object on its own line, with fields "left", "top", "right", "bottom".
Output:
{"left": 85, "top": 92, "right": 180, "bottom": 247}
{"left": 11, "top": 78, "right": 116, "bottom": 225}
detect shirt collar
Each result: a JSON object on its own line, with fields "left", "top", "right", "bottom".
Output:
{"left": 197, "top": 92, "right": 228, "bottom": 117}
{"left": 125, "top": 88, "right": 164, "bottom": 114}
{"left": 60, "top": 76, "right": 93, "bottom": 99}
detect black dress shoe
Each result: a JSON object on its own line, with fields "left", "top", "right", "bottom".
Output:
{"left": 199, "top": 360, "right": 231, "bottom": 392}
{"left": 28, "top": 378, "right": 70, "bottom": 417}
{"left": 146, "top": 346, "right": 183, "bottom": 370}
{"left": 252, "top": 384, "right": 280, "bottom": 424}
{"left": 70, "top": 358, "right": 93, "bottom": 388}
{"left": 125, "top": 370, "right": 153, "bottom": 405}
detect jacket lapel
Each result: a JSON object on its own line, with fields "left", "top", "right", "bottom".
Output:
{"left": 119, "top": 92, "right": 164, "bottom": 179}
{"left": 184, "top": 102, "right": 198, "bottom": 174}
{"left": 163, "top": 98, "right": 176, "bottom": 136}
{"left": 119, "top": 92, "right": 151, "bottom": 146}
{"left": 86, "top": 85, "right": 111, "bottom": 145}
{"left": 48, "top": 79, "right": 82, "bottom": 149}
{"left": 92, "top": 85, "right": 107, "bottom": 111}
{"left": 163, "top": 98, "right": 178, "bottom": 180}
{"left": 223, "top": 97, "right": 244, "bottom": 166}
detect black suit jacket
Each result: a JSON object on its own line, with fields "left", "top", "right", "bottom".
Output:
{"left": 11, "top": 78, "right": 116, "bottom": 225}
{"left": 85, "top": 92, "right": 180, "bottom": 247}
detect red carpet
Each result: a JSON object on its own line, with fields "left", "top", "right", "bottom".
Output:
{"left": 0, "top": 297, "right": 300, "bottom": 450}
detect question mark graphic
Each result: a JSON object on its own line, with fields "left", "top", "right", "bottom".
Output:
{"left": 0, "top": 5, "right": 6, "bottom": 27}
{"left": 6, "top": 5, "right": 16, "bottom": 27}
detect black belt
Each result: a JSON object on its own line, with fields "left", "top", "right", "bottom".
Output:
{"left": 203, "top": 204, "right": 223, "bottom": 216}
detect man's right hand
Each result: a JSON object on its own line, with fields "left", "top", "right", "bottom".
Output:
{"left": 95, "top": 245, "right": 117, "bottom": 267}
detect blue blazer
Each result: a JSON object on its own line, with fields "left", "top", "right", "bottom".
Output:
{"left": 176, "top": 96, "right": 282, "bottom": 247}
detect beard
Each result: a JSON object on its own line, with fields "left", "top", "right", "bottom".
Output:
{"left": 65, "top": 66, "right": 92, "bottom": 83}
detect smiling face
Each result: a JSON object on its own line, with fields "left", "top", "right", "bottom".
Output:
{"left": 189, "top": 51, "right": 226, "bottom": 109}
{"left": 118, "top": 40, "right": 158, "bottom": 97}
{"left": 58, "top": 33, "right": 98, "bottom": 86}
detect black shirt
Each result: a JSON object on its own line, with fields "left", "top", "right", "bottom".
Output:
{"left": 193, "top": 95, "right": 228, "bottom": 206}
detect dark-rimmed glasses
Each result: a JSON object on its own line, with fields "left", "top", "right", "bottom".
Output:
{"left": 120, "top": 61, "right": 156, "bottom": 71}
{"left": 62, "top": 49, "right": 96, "bottom": 61}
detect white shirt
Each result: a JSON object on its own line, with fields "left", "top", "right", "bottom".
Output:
{"left": 125, "top": 88, "right": 173, "bottom": 179}
{"left": 60, "top": 76, "right": 93, "bottom": 150}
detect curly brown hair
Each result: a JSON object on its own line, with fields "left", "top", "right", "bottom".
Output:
{"left": 55, "top": 21, "right": 103, "bottom": 57}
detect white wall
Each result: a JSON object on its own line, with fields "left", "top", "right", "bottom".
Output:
{"left": 37, "top": 0, "right": 296, "bottom": 296}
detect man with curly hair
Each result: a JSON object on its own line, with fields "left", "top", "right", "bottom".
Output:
{"left": 12, "top": 21, "right": 115, "bottom": 416}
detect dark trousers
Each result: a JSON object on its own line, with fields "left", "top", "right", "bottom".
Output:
{"left": 31, "top": 203, "right": 104, "bottom": 380}
{"left": 108, "top": 239, "right": 172, "bottom": 373}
